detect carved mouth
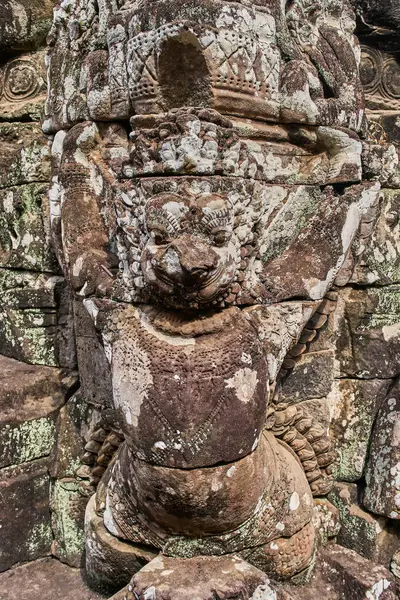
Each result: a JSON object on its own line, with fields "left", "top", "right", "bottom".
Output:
{"left": 154, "top": 264, "right": 225, "bottom": 294}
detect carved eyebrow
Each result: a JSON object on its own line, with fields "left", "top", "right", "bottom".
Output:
{"left": 201, "top": 207, "right": 232, "bottom": 234}
{"left": 146, "top": 206, "right": 181, "bottom": 235}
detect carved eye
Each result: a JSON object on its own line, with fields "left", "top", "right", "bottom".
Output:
{"left": 151, "top": 229, "right": 169, "bottom": 246}
{"left": 213, "top": 229, "right": 230, "bottom": 247}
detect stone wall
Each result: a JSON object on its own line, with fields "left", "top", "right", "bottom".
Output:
{"left": 1, "top": 1, "right": 400, "bottom": 599}
{"left": 0, "top": 0, "right": 91, "bottom": 572}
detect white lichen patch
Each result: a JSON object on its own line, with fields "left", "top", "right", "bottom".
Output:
{"left": 112, "top": 337, "right": 153, "bottom": 427}
{"left": 225, "top": 368, "right": 258, "bottom": 404}
{"left": 289, "top": 491, "right": 300, "bottom": 511}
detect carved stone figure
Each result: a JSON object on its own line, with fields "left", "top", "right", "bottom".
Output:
{"left": 44, "top": 0, "right": 394, "bottom": 598}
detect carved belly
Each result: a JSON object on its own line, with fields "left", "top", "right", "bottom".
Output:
{"left": 104, "top": 305, "right": 269, "bottom": 468}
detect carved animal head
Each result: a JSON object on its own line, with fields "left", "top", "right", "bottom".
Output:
{"left": 140, "top": 193, "right": 238, "bottom": 306}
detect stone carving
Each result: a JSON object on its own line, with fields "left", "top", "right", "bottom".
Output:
{"left": 42, "top": 0, "right": 400, "bottom": 598}
{"left": 0, "top": 52, "right": 47, "bottom": 120}
{"left": 360, "top": 46, "right": 400, "bottom": 110}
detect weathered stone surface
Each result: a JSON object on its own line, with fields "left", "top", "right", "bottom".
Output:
{"left": 0, "top": 0, "right": 53, "bottom": 52}
{"left": 0, "top": 355, "right": 78, "bottom": 468}
{"left": 329, "top": 483, "right": 400, "bottom": 567}
{"left": 0, "top": 270, "right": 75, "bottom": 367}
{"left": 74, "top": 300, "right": 113, "bottom": 409}
{"left": 50, "top": 392, "right": 92, "bottom": 479}
{"left": 353, "top": 0, "right": 400, "bottom": 29}
{"left": 329, "top": 378, "right": 392, "bottom": 481}
{"left": 335, "top": 286, "right": 400, "bottom": 379}
{"left": 312, "top": 499, "right": 341, "bottom": 546}
{"left": 351, "top": 188, "right": 400, "bottom": 285}
{"left": 0, "top": 183, "right": 57, "bottom": 272}
{"left": 51, "top": 478, "right": 93, "bottom": 568}
{"left": 0, "top": 557, "right": 106, "bottom": 600}
{"left": 279, "top": 351, "right": 335, "bottom": 404}
{"left": 364, "top": 379, "right": 400, "bottom": 519}
{"left": 125, "top": 555, "right": 278, "bottom": 600}
{"left": 0, "top": 122, "right": 50, "bottom": 188}
{"left": 0, "top": 458, "right": 52, "bottom": 571}
{"left": 85, "top": 495, "right": 157, "bottom": 594}
{"left": 319, "top": 544, "right": 397, "bottom": 599}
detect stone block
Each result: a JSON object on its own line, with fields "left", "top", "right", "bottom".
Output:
{"left": 319, "top": 544, "right": 397, "bottom": 599}
{"left": 0, "top": 122, "right": 50, "bottom": 188}
{"left": 279, "top": 351, "right": 335, "bottom": 404}
{"left": 335, "top": 286, "right": 400, "bottom": 379}
{"left": 85, "top": 495, "right": 157, "bottom": 594}
{"left": 329, "top": 482, "right": 400, "bottom": 567}
{"left": 0, "top": 270, "right": 76, "bottom": 367}
{"left": 312, "top": 499, "right": 341, "bottom": 546}
{"left": 364, "top": 379, "right": 400, "bottom": 519}
{"left": 329, "top": 378, "right": 391, "bottom": 481}
{"left": 0, "top": 458, "right": 52, "bottom": 571}
{"left": 0, "top": 1, "right": 53, "bottom": 52}
{"left": 74, "top": 300, "right": 113, "bottom": 409}
{"left": 351, "top": 188, "right": 400, "bottom": 285}
{"left": 50, "top": 392, "right": 92, "bottom": 479}
{"left": 125, "top": 555, "right": 278, "bottom": 600}
{"left": 0, "top": 184, "right": 57, "bottom": 272}
{"left": 0, "top": 557, "right": 107, "bottom": 600}
{"left": 51, "top": 478, "right": 93, "bottom": 568}
{"left": 0, "top": 355, "right": 78, "bottom": 469}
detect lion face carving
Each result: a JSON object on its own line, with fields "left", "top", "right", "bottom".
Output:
{"left": 140, "top": 193, "right": 239, "bottom": 306}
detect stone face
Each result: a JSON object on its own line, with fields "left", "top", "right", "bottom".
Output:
{"left": 0, "top": 458, "right": 52, "bottom": 571}
{"left": 34, "top": 0, "right": 400, "bottom": 596}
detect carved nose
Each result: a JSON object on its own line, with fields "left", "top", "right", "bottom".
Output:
{"left": 170, "top": 239, "right": 218, "bottom": 281}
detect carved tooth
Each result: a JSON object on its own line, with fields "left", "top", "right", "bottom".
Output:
{"left": 299, "top": 328, "right": 317, "bottom": 344}
{"left": 90, "top": 428, "right": 109, "bottom": 443}
{"left": 91, "top": 465, "right": 106, "bottom": 478}
{"left": 297, "top": 449, "right": 316, "bottom": 461}
{"left": 97, "top": 453, "right": 113, "bottom": 466}
{"left": 307, "top": 313, "right": 328, "bottom": 329}
{"left": 301, "top": 459, "right": 320, "bottom": 472}
{"left": 84, "top": 440, "right": 102, "bottom": 453}
{"left": 294, "top": 417, "right": 313, "bottom": 434}
{"left": 311, "top": 438, "right": 332, "bottom": 455}
{"left": 81, "top": 452, "right": 96, "bottom": 466}
{"left": 282, "top": 358, "right": 296, "bottom": 370}
{"left": 288, "top": 343, "right": 307, "bottom": 357}
{"left": 316, "top": 451, "right": 336, "bottom": 467}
